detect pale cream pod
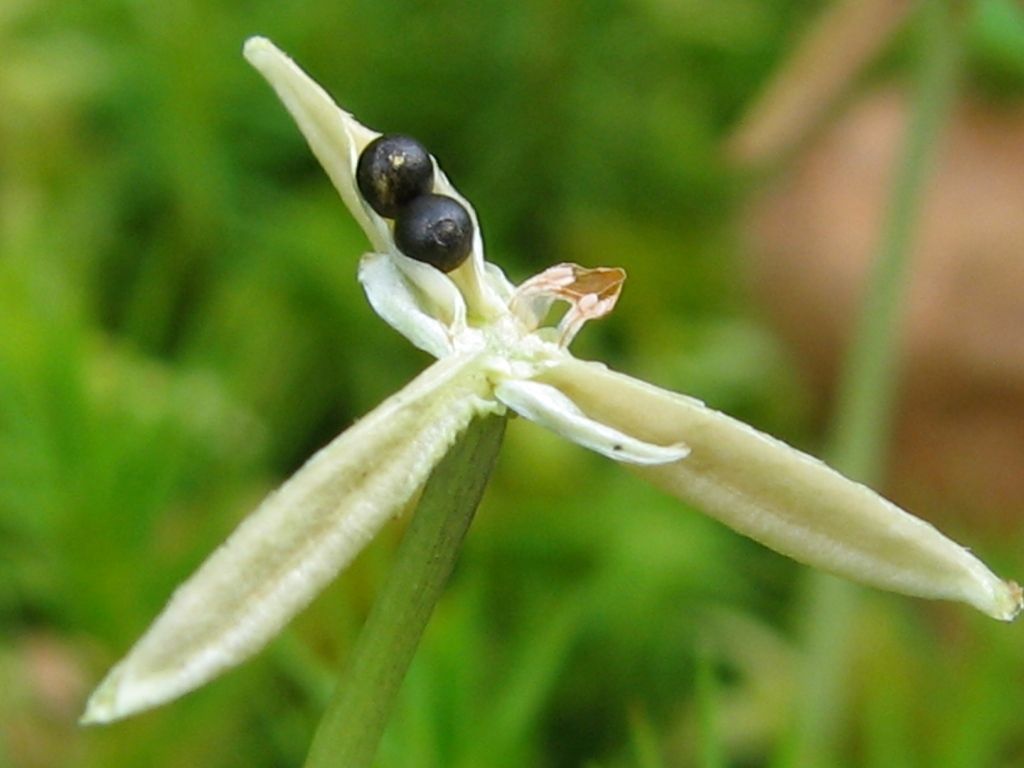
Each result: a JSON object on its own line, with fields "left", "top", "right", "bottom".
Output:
{"left": 82, "top": 36, "right": 1020, "bottom": 727}
{"left": 82, "top": 353, "right": 498, "bottom": 723}
{"left": 537, "top": 359, "right": 1023, "bottom": 621}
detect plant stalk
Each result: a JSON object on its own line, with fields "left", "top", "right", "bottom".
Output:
{"left": 304, "top": 415, "right": 506, "bottom": 768}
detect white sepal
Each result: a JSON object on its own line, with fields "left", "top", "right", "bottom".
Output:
{"left": 537, "top": 358, "right": 1023, "bottom": 621}
{"left": 495, "top": 377, "right": 690, "bottom": 465}
{"left": 81, "top": 353, "right": 497, "bottom": 724}
{"left": 389, "top": 254, "right": 468, "bottom": 331}
{"left": 243, "top": 37, "right": 389, "bottom": 253}
{"left": 481, "top": 261, "right": 517, "bottom": 303}
{"left": 358, "top": 253, "right": 457, "bottom": 358}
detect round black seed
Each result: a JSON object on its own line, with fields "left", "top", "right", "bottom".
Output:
{"left": 356, "top": 134, "right": 434, "bottom": 218}
{"left": 394, "top": 194, "right": 473, "bottom": 272}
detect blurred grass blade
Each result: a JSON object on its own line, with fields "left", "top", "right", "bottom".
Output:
{"left": 790, "top": 2, "right": 965, "bottom": 765}
{"left": 728, "top": 0, "right": 916, "bottom": 167}
{"left": 628, "top": 707, "right": 666, "bottom": 768}
{"left": 695, "top": 639, "right": 725, "bottom": 768}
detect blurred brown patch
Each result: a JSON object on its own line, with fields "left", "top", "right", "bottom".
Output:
{"left": 3, "top": 633, "right": 88, "bottom": 768}
{"left": 746, "top": 88, "right": 1024, "bottom": 531}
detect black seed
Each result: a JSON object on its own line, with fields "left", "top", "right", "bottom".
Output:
{"left": 356, "top": 134, "right": 434, "bottom": 218}
{"left": 394, "top": 194, "right": 473, "bottom": 272}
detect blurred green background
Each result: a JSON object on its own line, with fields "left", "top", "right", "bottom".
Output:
{"left": 3, "top": 1, "right": 1024, "bottom": 766}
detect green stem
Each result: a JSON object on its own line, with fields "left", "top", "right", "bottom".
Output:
{"left": 304, "top": 415, "right": 506, "bottom": 768}
{"left": 786, "top": 2, "right": 959, "bottom": 765}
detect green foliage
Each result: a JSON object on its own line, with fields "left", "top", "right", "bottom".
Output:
{"left": 2, "top": 1, "right": 1023, "bottom": 766}
{"left": 968, "top": 0, "right": 1024, "bottom": 97}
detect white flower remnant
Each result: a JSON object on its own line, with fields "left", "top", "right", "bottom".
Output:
{"left": 81, "top": 36, "right": 1022, "bottom": 725}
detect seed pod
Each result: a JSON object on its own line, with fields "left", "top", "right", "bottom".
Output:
{"left": 394, "top": 194, "right": 473, "bottom": 272}
{"left": 356, "top": 134, "right": 434, "bottom": 218}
